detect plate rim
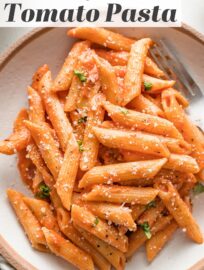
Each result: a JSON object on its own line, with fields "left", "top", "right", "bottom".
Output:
{"left": 0, "top": 24, "right": 204, "bottom": 270}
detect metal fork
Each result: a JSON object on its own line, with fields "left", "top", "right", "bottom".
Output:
{"left": 149, "top": 39, "right": 204, "bottom": 101}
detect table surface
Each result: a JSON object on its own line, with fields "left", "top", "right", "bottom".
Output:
{"left": 0, "top": 0, "right": 204, "bottom": 269}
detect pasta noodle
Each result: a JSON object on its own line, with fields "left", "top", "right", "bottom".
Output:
{"left": 95, "top": 49, "right": 164, "bottom": 77}
{"left": 146, "top": 221, "right": 178, "bottom": 262}
{"left": 79, "top": 158, "right": 167, "bottom": 188}
{"left": 80, "top": 94, "right": 105, "bottom": 171}
{"left": 56, "top": 133, "right": 80, "bottom": 210}
{"left": 39, "top": 70, "right": 73, "bottom": 151}
{"left": 103, "top": 101, "right": 183, "bottom": 139}
{"left": 123, "top": 38, "right": 152, "bottom": 105}
{"left": 75, "top": 225, "right": 125, "bottom": 270}
{"left": 83, "top": 184, "right": 159, "bottom": 205}
{"left": 7, "top": 189, "right": 47, "bottom": 252}
{"left": 57, "top": 208, "right": 111, "bottom": 270}
{"left": 42, "top": 227, "right": 94, "bottom": 270}
{"left": 71, "top": 204, "right": 128, "bottom": 252}
{"left": 52, "top": 41, "right": 90, "bottom": 92}
{"left": 155, "top": 180, "right": 203, "bottom": 244}
{"left": 0, "top": 109, "right": 30, "bottom": 155}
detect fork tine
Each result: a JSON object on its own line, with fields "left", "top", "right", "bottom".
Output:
{"left": 153, "top": 39, "right": 203, "bottom": 100}
{"left": 158, "top": 40, "right": 203, "bottom": 97}
{"left": 149, "top": 45, "right": 191, "bottom": 99}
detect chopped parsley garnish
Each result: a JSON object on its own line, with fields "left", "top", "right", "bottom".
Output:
{"left": 120, "top": 108, "right": 129, "bottom": 115}
{"left": 94, "top": 217, "right": 99, "bottom": 226}
{"left": 36, "top": 183, "right": 50, "bottom": 199}
{"left": 77, "top": 140, "right": 84, "bottom": 152}
{"left": 144, "top": 81, "right": 153, "bottom": 91}
{"left": 140, "top": 222, "right": 152, "bottom": 239}
{"left": 78, "top": 116, "right": 87, "bottom": 124}
{"left": 145, "top": 200, "right": 156, "bottom": 210}
{"left": 74, "top": 70, "right": 87, "bottom": 82}
{"left": 193, "top": 182, "right": 204, "bottom": 195}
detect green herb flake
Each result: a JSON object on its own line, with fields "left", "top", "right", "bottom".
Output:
{"left": 94, "top": 217, "right": 99, "bottom": 226}
{"left": 140, "top": 222, "right": 152, "bottom": 239}
{"left": 78, "top": 116, "right": 87, "bottom": 124}
{"left": 120, "top": 108, "right": 129, "bottom": 115}
{"left": 145, "top": 200, "right": 156, "bottom": 210}
{"left": 77, "top": 140, "right": 84, "bottom": 152}
{"left": 74, "top": 70, "right": 87, "bottom": 82}
{"left": 193, "top": 182, "right": 204, "bottom": 195}
{"left": 36, "top": 183, "right": 50, "bottom": 199}
{"left": 144, "top": 81, "right": 153, "bottom": 91}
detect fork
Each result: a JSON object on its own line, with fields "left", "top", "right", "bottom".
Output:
{"left": 149, "top": 39, "right": 204, "bottom": 102}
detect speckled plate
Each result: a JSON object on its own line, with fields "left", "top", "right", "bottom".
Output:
{"left": 0, "top": 25, "right": 204, "bottom": 270}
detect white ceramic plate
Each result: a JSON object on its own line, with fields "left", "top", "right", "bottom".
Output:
{"left": 0, "top": 26, "right": 204, "bottom": 270}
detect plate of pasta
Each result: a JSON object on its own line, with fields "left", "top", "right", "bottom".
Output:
{"left": 0, "top": 26, "right": 204, "bottom": 270}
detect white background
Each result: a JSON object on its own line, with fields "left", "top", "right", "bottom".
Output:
{"left": 0, "top": 0, "right": 204, "bottom": 54}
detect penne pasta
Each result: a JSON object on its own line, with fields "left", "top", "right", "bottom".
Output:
{"left": 39, "top": 71, "right": 72, "bottom": 151}
{"left": 155, "top": 135, "right": 192, "bottom": 155}
{"left": 32, "top": 64, "right": 49, "bottom": 91}
{"left": 126, "top": 215, "right": 172, "bottom": 259}
{"left": 50, "top": 188, "right": 63, "bottom": 210}
{"left": 137, "top": 200, "right": 165, "bottom": 226}
{"left": 101, "top": 122, "right": 191, "bottom": 154}
{"left": 17, "top": 149, "right": 35, "bottom": 189}
{"left": 123, "top": 38, "right": 152, "bottom": 105}
{"left": 64, "top": 49, "right": 100, "bottom": 112}
{"left": 83, "top": 185, "right": 159, "bottom": 205}
{"left": 179, "top": 174, "right": 197, "bottom": 198}
{"left": 144, "top": 56, "right": 165, "bottom": 78}
{"left": 56, "top": 133, "right": 80, "bottom": 211}
{"left": 75, "top": 225, "right": 125, "bottom": 270}
{"left": 94, "top": 55, "right": 122, "bottom": 105}
{"left": 161, "top": 88, "right": 189, "bottom": 108}
{"left": 52, "top": 41, "right": 90, "bottom": 92}
{"left": 26, "top": 142, "right": 54, "bottom": 187}
{"left": 142, "top": 74, "right": 175, "bottom": 94}
{"left": 145, "top": 93, "right": 163, "bottom": 109}
{"left": 153, "top": 169, "right": 192, "bottom": 185}
{"left": 118, "top": 178, "right": 154, "bottom": 187}
{"left": 70, "top": 110, "right": 86, "bottom": 141}
{"left": 131, "top": 204, "right": 146, "bottom": 221}
{"left": 27, "top": 86, "right": 45, "bottom": 123}
{"left": 164, "top": 153, "right": 200, "bottom": 173}
{"left": 146, "top": 221, "right": 178, "bottom": 262}
{"left": 24, "top": 121, "right": 62, "bottom": 180}
{"left": 57, "top": 208, "right": 111, "bottom": 270}
{"left": 42, "top": 227, "right": 94, "bottom": 270}
{"left": 95, "top": 49, "right": 164, "bottom": 77}
{"left": 103, "top": 101, "right": 183, "bottom": 139}
{"left": 121, "top": 150, "right": 156, "bottom": 162}
{"left": 95, "top": 49, "right": 130, "bottom": 66}
{"left": 83, "top": 201, "right": 136, "bottom": 231}
{"left": 155, "top": 180, "right": 203, "bottom": 244}
{"left": 161, "top": 90, "right": 204, "bottom": 171}
{"left": 32, "top": 170, "right": 43, "bottom": 192}
{"left": 80, "top": 94, "right": 105, "bottom": 171}
{"left": 7, "top": 189, "right": 47, "bottom": 252}
{"left": 23, "top": 197, "right": 59, "bottom": 232}
{"left": 64, "top": 74, "right": 81, "bottom": 112}
{"left": 128, "top": 94, "right": 165, "bottom": 117}
{"left": 71, "top": 204, "right": 128, "bottom": 252}
{"left": 68, "top": 27, "right": 134, "bottom": 51}
{"left": 0, "top": 109, "right": 30, "bottom": 155}
{"left": 79, "top": 158, "right": 167, "bottom": 188}
{"left": 93, "top": 127, "right": 170, "bottom": 157}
